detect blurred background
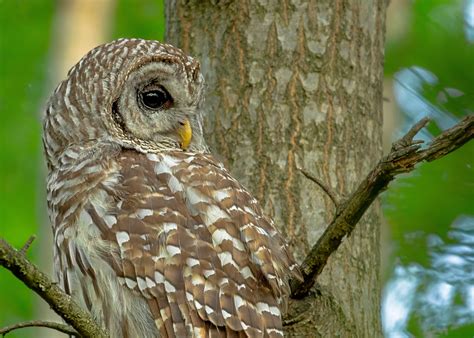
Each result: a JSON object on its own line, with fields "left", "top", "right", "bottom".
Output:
{"left": 0, "top": 0, "right": 472, "bottom": 337}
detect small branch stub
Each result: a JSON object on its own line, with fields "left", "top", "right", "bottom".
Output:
{"left": 19, "top": 235, "right": 36, "bottom": 256}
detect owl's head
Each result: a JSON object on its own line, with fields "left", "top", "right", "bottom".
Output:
{"left": 43, "top": 38, "right": 207, "bottom": 170}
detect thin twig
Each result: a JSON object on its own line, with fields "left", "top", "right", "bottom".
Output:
{"left": 297, "top": 166, "right": 340, "bottom": 208}
{"left": 0, "top": 320, "right": 77, "bottom": 336}
{"left": 0, "top": 238, "right": 108, "bottom": 338}
{"left": 19, "top": 235, "right": 36, "bottom": 256}
{"left": 290, "top": 114, "right": 474, "bottom": 298}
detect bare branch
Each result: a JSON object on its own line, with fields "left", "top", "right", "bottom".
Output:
{"left": 0, "top": 238, "right": 108, "bottom": 338}
{"left": 0, "top": 320, "right": 77, "bottom": 336}
{"left": 291, "top": 114, "right": 474, "bottom": 298}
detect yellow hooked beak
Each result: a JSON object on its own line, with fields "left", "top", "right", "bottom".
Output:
{"left": 177, "top": 119, "right": 192, "bottom": 150}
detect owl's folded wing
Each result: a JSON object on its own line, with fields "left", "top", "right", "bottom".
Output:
{"left": 86, "top": 150, "right": 300, "bottom": 337}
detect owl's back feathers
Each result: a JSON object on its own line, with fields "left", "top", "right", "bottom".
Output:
{"left": 49, "top": 148, "right": 300, "bottom": 337}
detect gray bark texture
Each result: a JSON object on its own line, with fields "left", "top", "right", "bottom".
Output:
{"left": 165, "top": 1, "right": 387, "bottom": 336}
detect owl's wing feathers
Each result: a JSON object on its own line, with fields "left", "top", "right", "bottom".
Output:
{"left": 88, "top": 150, "right": 300, "bottom": 337}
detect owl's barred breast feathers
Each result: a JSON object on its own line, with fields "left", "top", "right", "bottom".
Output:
{"left": 43, "top": 38, "right": 301, "bottom": 337}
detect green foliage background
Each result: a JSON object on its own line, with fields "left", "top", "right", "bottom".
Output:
{"left": 0, "top": 0, "right": 54, "bottom": 328}
{"left": 0, "top": 0, "right": 472, "bottom": 337}
{"left": 382, "top": 1, "right": 473, "bottom": 336}
{"left": 384, "top": 0, "right": 474, "bottom": 255}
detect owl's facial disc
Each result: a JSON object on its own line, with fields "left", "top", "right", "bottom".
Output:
{"left": 138, "top": 84, "right": 192, "bottom": 149}
{"left": 114, "top": 61, "right": 196, "bottom": 150}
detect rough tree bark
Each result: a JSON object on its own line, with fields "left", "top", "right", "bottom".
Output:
{"left": 166, "top": 1, "right": 387, "bottom": 336}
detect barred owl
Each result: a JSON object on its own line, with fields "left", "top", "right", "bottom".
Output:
{"left": 43, "top": 38, "right": 301, "bottom": 337}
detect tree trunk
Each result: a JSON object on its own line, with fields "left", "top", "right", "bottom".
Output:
{"left": 165, "top": 1, "right": 387, "bottom": 336}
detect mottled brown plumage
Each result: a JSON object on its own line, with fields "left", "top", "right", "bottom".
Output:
{"left": 43, "top": 38, "right": 301, "bottom": 337}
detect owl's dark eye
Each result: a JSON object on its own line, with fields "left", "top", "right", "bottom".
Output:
{"left": 139, "top": 87, "right": 172, "bottom": 110}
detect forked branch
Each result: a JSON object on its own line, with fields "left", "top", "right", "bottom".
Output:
{"left": 291, "top": 115, "right": 474, "bottom": 298}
